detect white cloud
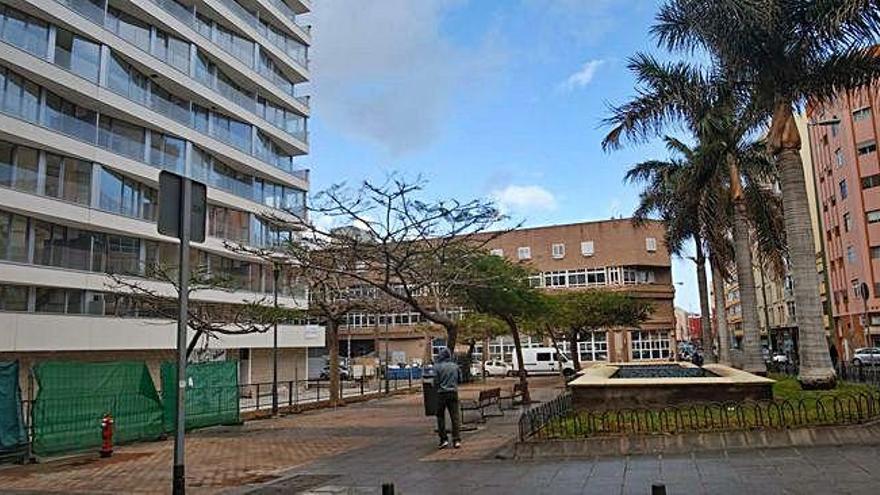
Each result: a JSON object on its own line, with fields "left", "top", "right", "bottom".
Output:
{"left": 491, "top": 185, "right": 558, "bottom": 213}
{"left": 560, "top": 59, "right": 605, "bottom": 91}
{"left": 309, "top": 1, "right": 505, "bottom": 155}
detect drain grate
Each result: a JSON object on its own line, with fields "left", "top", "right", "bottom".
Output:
{"left": 246, "top": 474, "right": 340, "bottom": 494}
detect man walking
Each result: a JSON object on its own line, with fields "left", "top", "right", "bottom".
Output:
{"left": 433, "top": 347, "right": 461, "bottom": 449}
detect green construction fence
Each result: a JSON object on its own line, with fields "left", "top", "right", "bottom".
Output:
{"left": 161, "top": 360, "right": 240, "bottom": 432}
{"left": 31, "top": 361, "right": 165, "bottom": 457}
{"left": 0, "top": 361, "right": 26, "bottom": 463}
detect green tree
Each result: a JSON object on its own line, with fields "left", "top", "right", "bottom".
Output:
{"left": 555, "top": 290, "right": 654, "bottom": 369}
{"left": 648, "top": 0, "right": 880, "bottom": 387}
{"left": 458, "top": 313, "right": 508, "bottom": 376}
{"left": 460, "top": 254, "right": 546, "bottom": 403}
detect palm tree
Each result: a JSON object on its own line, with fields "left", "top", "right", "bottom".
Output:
{"left": 626, "top": 133, "right": 785, "bottom": 368}
{"left": 625, "top": 139, "right": 713, "bottom": 359}
{"left": 650, "top": 0, "right": 880, "bottom": 388}
{"left": 604, "top": 55, "right": 778, "bottom": 374}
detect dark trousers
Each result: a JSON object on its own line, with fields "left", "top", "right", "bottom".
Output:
{"left": 436, "top": 391, "right": 461, "bottom": 443}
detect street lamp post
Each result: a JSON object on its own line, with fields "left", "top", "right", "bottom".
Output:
{"left": 271, "top": 260, "right": 281, "bottom": 417}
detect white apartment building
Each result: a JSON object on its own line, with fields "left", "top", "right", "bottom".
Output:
{"left": 0, "top": 0, "right": 324, "bottom": 386}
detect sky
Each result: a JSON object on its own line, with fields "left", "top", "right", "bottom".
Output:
{"left": 300, "top": 0, "right": 703, "bottom": 313}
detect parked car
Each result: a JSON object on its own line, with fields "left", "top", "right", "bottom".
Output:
{"left": 852, "top": 348, "right": 880, "bottom": 366}
{"left": 771, "top": 353, "right": 789, "bottom": 364}
{"left": 481, "top": 360, "right": 510, "bottom": 377}
{"left": 320, "top": 364, "right": 350, "bottom": 380}
{"left": 510, "top": 347, "right": 575, "bottom": 377}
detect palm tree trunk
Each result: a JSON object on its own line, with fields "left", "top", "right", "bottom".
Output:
{"left": 728, "top": 155, "right": 766, "bottom": 375}
{"left": 506, "top": 316, "right": 531, "bottom": 404}
{"left": 773, "top": 106, "right": 836, "bottom": 389}
{"left": 712, "top": 259, "right": 731, "bottom": 365}
{"left": 694, "top": 234, "right": 714, "bottom": 362}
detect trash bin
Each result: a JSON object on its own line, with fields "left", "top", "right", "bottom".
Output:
{"left": 422, "top": 367, "right": 437, "bottom": 416}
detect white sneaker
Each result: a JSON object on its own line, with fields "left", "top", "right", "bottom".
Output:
{"left": 438, "top": 440, "right": 449, "bottom": 449}
{"left": 453, "top": 441, "right": 461, "bottom": 449}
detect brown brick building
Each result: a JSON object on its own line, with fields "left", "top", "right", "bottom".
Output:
{"left": 338, "top": 218, "right": 676, "bottom": 365}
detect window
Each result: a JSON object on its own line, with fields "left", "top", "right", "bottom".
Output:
{"left": 630, "top": 330, "right": 671, "bottom": 360}
{"left": 578, "top": 331, "right": 608, "bottom": 362}
{"left": 646, "top": 237, "right": 657, "bottom": 252}
{"left": 53, "top": 29, "right": 100, "bottom": 82}
{"left": 105, "top": 7, "right": 150, "bottom": 48}
{"left": 517, "top": 246, "right": 531, "bottom": 260}
{"left": 544, "top": 271, "right": 567, "bottom": 288}
{"left": 107, "top": 54, "right": 148, "bottom": 105}
{"left": 43, "top": 92, "right": 97, "bottom": 142}
{"left": 211, "top": 113, "right": 252, "bottom": 152}
{"left": 835, "top": 148, "right": 845, "bottom": 167}
{"left": 862, "top": 174, "right": 880, "bottom": 190}
{"left": 581, "top": 241, "right": 594, "bottom": 256}
{"left": 847, "top": 245, "right": 857, "bottom": 264}
{"left": 44, "top": 153, "right": 91, "bottom": 205}
{"left": 0, "top": 6, "right": 49, "bottom": 57}
{"left": 868, "top": 210, "right": 880, "bottom": 224}
{"left": 853, "top": 107, "right": 872, "bottom": 122}
{"left": 840, "top": 179, "right": 848, "bottom": 199}
{"left": 551, "top": 243, "right": 565, "bottom": 259}
{"left": 106, "top": 235, "right": 140, "bottom": 275}
{"left": 489, "top": 248, "right": 503, "bottom": 257}
{"left": 843, "top": 212, "right": 852, "bottom": 232}
{"left": 0, "top": 210, "right": 28, "bottom": 262}
{"left": 98, "top": 116, "right": 145, "bottom": 161}
{"left": 871, "top": 246, "right": 880, "bottom": 259}
{"left": 0, "top": 284, "right": 28, "bottom": 311}
{"left": 857, "top": 140, "right": 877, "bottom": 156}
{"left": 153, "top": 31, "right": 190, "bottom": 74}
{"left": 149, "top": 132, "right": 185, "bottom": 173}
{"left": 831, "top": 121, "right": 840, "bottom": 137}
{"left": 35, "top": 287, "right": 66, "bottom": 313}
{"left": 536, "top": 352, "right": 552, "bottom": 362}
{"left": 209, "top": 206, "right": 250, "bottom": 243}
{"left": 98, "top": 167, "right": 157, "bottom": 221}
{"left": 10, "top": 146, "right": 38, "bottom": 194}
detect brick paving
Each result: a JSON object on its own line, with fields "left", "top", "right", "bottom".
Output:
{"left": 3, "top": 376, "right": 880, "bottom": 494}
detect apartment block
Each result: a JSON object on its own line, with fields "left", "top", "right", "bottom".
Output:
{"left": 808, "top": 81, "right": 880, "bottom": 358}
{"left": 338, "top": 219, "right": 676, "bottom": 366}
{"left": 0, "top": 0, "right": 324, "bottom": 386}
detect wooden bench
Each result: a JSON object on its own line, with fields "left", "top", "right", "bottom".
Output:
{"left": 500, "top": 382, "right": 525, "bottom": 409}
{"left": 460, "top": 387, "right": 503, "bottom": 423}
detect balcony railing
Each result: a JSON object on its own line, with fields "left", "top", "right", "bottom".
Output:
{"left": 52, "top": 0, "right": 309, "bottom": 146}
{"left": 214, "top": 0, "right": 309, "bottom": 68}
{"left": 264, "top": 0, "right": 311, "bottom": 35}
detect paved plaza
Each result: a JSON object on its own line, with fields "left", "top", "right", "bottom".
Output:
{"left": 0, "top": 377, "right": 879, "bottom": 494}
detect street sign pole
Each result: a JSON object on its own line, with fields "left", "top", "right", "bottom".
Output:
{"left": 173, "top": 178, "right": 192, "bottom": 495}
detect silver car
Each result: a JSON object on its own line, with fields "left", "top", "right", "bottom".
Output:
{"left": 852, "top": 348, "right": 880, "bottom": 366}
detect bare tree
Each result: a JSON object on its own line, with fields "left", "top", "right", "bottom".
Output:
{"left": 281, "top": 177, "right": 508, "bottom": 353}
{"left": 107, "top": 264, "right": 296, "bottom": 359}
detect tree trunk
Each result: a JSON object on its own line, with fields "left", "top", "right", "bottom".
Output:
{"left": 773, "top": 106, "right": 836, "bottom": 389}
{"left": 712, "top": 259, "right": 732, "bottom": 365}
{"left": 445, "top": 322, "right": 458, "bottom": 353}
{"left": 568, "top": 327, "right": 581, "bottom": 370}
{"left": 327, "top": 319, "right": 342, "bottom": 405}
{"left": 506, "top": 317, "right": 531, "bottom": 404}
{"left": 694, "top": 235, "right": 714, "bottom": 362}
{"left": 729, "top": 154, "right": 766, "bottom": 375}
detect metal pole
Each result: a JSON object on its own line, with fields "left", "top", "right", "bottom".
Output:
{"left": 272, "top": 264, "right": 280, "bottom": 416}
{"left": 384, "top": 317, "right": 390, "bottom": 394}
{"left": 173, "top": 178, "right": 192, "bottom": 495}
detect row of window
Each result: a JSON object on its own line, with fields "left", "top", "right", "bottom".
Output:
{"left": 0, "top": 208, "right": 302, "bottom": 296}
{"left": 0, "top": 283, "right": 301, "bottom": 319}
{"left": 527, "top": 266, "right": 657, "bottom": 289}
{"left": 494, "top": 238, "right": 658, "bottom": 261}
{"left": 472, "top": 331, "right": 671, "bottom": 362}
{"left": 340, "top": 308, "right": 470, "bottom": 328}
{"left": 0, "top": 66, "right": 306, "bottom": 216}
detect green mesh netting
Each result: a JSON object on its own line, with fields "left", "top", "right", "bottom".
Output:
{"left": 161, "top": 360, "right": 240, "bottom": 433}
{"left": 0, "top": 361, "right": 26, "bottom": 462}
{"left": 32, "top": 361, "right": 164, "bottom": 456}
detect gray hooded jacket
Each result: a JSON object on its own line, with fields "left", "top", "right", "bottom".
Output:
{"left": 433, "top": 348, "right": 459, "bottom": 393}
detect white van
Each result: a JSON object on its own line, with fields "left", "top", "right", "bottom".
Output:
{"left": 510, "top": 347, "right": 576, "bottom": 377}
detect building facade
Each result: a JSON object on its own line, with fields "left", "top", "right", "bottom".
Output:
{"left": 0, "top": 0, "right": 324, "bottom": 386}
{"left": 808, "top": 81, "right": 880, "bottom": 357}
{"left": 337, "top": 219, "right": 676, "bottom": 366}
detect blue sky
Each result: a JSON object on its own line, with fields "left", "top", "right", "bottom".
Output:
{"left": 304, "top": 0, "right": 702, "bottom": 312}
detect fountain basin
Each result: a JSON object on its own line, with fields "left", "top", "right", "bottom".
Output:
{"left": 568, "top": 362, "right": 774, "bottom": 410}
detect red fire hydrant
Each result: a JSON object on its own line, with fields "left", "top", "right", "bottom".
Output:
{"left": 100, "top": 413, "right": 114, "bottom": 458}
